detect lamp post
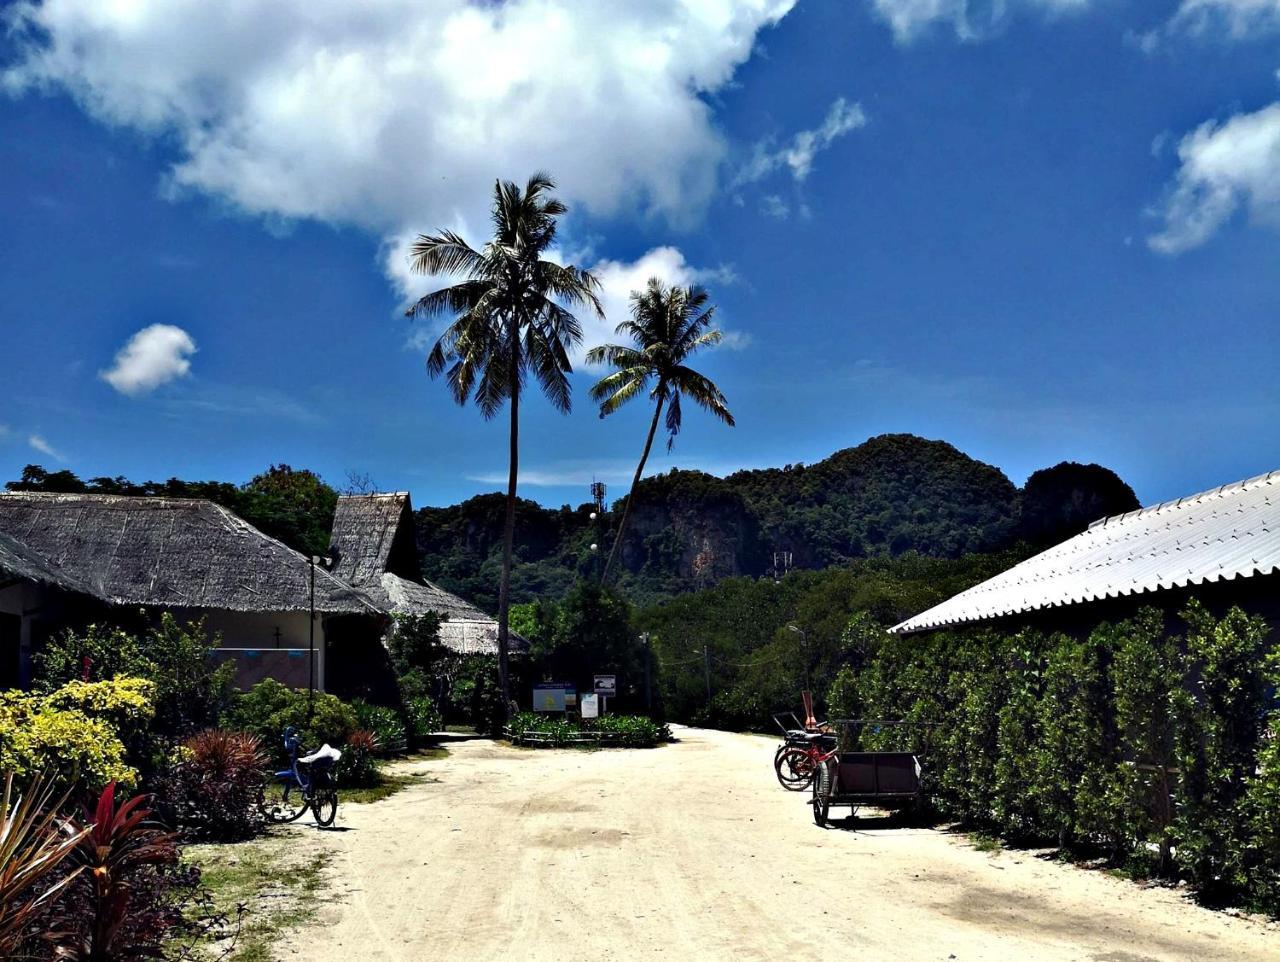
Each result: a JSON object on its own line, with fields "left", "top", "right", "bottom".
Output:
{"left": 787, "top": 623, "right": 814, "bottom": 729}
{"left": 308, "top": 554, "right": 331, "bottom": 720}
{"left": 308, "top": 556, "right": 318, "bottom": 719}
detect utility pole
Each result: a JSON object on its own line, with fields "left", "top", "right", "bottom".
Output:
{"left": 703, "top": 644, "right": 712, "bottom": 713}
{"left": 642, "top": 632, "right": 652, "bottom": 714}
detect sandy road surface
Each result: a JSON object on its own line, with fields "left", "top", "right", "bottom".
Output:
{"left": 279, "top": 726, "right": 1276, "bottom": 962}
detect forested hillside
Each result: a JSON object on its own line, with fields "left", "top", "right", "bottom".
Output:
{"left": 5, "top": 433, "right": 1138, "bottom": 609}
{"left": 415, "top": 434, "right": 1137, "bottom": 607}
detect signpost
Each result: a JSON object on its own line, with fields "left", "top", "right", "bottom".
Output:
{"left": 594, "top": 675, "right": 616, "bottom": 714}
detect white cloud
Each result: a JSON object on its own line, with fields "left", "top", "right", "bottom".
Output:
{"left": 586, "top": 246, "right": 741, "bottom": 362}
{"left": 101, "top": 324, "right": 197, "bottom": 395}
{"left": 735, "top": 97, "right": 867, "bottom": 188}
{"left": 5, "top": 0, "right": 796, "bottom": 294}
{"left": 1148, "top": 102, "right": 1280, "bottom": 253}
{"left": 28, "top": 434, "right": 65, "bottom": 462}
{"left": 869, "top": 0, "right": 1090, "bottom": 43}
{"left": 760, "top": 195, "right": 791, "bottom": 218}
{"left": 1167, "top": 0, "right": 1280, "bottom": 38}
{"left": 401, "top": 243, "right": 743, "bottom": 364}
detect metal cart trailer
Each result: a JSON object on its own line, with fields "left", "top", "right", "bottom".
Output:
{"left": 810, "top": 720, "right": 933, "bottom": 827}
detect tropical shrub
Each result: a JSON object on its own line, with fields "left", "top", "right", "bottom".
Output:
{"left": 0, "top": 771, "right": 86, "bottom": 957}
{"left": 224, "top": 679, "right": 358, "bottom": 768}
{"left": 404, "top": 696, "right": 443, "bottom": 741}
{"left": 43, "top": 678, "right": 156, "bottom": 751}
{"left": 0, "top": 689, "right": 137, "bottom": 791}
{"left": 49, "top": 782, "right": 201, "bottom": 962}
{"left": 339, "top": 730, "right": 381, "bottom": 787}
{"left": 350, "top": 700, "right": 406, "bottom": 753}
{"left": 1173, "top": 602, "right": 1270, "bottom": 902}
{"left": 154, "top": 731, "right": 267, "bottom": 841}
{"left": 37, "top": 615, "right": 235, "bottom": 745}
{"left": 505, "top": 712, "right": 669, "bottom": 748}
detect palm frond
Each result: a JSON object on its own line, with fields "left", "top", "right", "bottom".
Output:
{"left": 664, "top": 390, "right": 683, "bottom": 450}
{"left": 405, "top": 279, "right": 496, "bottom": 320}
{"left": 671, "top": 365, "right": 735, "bottom": 426}
{"left": 407, "top": 230, "right": 489, "bottom": 279}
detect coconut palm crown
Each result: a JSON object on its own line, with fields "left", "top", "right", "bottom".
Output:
{"left": 406, "top": 173, "right": 602, "bottom": 713}
{"left": 587, "top": 277, "right": 735, "bottom": 584}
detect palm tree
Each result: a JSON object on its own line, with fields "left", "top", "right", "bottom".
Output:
{"left": 587, "top": 278, "right": 735, "bottom": 585}
{"left": 407, "top": 173, "right": 601, "bottom": 715}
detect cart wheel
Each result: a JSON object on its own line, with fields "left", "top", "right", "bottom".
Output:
{"left": 811, "top": 761, "right": 831, "bottom": 827}
{"left": 776, "top": 747, "right": 815, "bottom": 791}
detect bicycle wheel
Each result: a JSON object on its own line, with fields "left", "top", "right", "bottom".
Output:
{"left": 261, "top": 780, "right": 308, "bottom": 824}
{"left": 812, "top": 760, "right": 831, "bottom": 827}
{"left": 311, "top": 788, "right": 338, "bottom": 827}
{"left": 775, "top": 747, "right": 815, "bottom": 791}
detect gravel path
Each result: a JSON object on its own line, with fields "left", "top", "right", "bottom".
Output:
{"left": 278, "top": 726, "right": 1277, "bottom": 961}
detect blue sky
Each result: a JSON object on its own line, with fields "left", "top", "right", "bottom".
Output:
{"left": 1, "top": 0, "right": 1277, "bottom": 510}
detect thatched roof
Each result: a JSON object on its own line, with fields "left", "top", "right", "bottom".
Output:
{"left": 0, "top": 492, "right": 381, "bottom": 614}
{"left": 330, "top": 493, "right": 527, "bottom": 655}
{"left": 329, "top": 493, "right": 419, "bottom": 585}
{"left": 0, "top": 530, "right": 96, "bottom": 595}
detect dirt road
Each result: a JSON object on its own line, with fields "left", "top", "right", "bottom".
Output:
{"left": 281, "top": 726, "right": 1276, "bottom": 962}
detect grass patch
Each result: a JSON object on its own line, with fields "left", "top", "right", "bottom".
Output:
{"left": 343, "top": 748, "right": 448, "bottom": 805}
{"left": 969, "top": 831, "right": 1003, "bottom": 854}
{"left": 185, "top": 832, "right": 330, "bottom": 962}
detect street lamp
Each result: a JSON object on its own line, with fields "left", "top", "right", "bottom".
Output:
{"left": 308, "top": 554, "right": 332, "bottom": 719}
{"left": 787, "top": 624, "right": 815, "bottom": 730}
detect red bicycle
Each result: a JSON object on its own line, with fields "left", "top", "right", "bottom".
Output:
{"left": 772, "top": 714, "right": 837, "bottom": 791}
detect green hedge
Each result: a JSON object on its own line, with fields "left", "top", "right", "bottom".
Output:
{"left": 506, "top": 712, "right": 670, "bottom": 748}
{"left": 833, "top": 601, "right": 1280, "bottom": 913}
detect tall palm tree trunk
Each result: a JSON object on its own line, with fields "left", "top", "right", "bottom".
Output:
{"left": 496, "top": 327, "right": 519, "bottom": 718}
{"left": 603, "top": 393, "right": 665, "bottom": 585}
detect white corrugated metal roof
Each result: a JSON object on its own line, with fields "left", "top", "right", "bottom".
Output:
{"left": 890, "top": 468, "right": 1280, "bottom": 634}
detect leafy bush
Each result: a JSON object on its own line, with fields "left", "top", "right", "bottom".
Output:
{"left": 339, "top": 730, "right": 381, "bottom": 787}
{"left": 48, "top": 782, "right": 203, "bottom": 961}
{"left": 849, "top": 601, "right": 1280, "bottom": 914}
{"left": 43, "top": 678, "right": 156, "bottom": 750}
{"left": 505, "top": 712, "right": 669, "bottom": 748}
{"left": 0, "top": 689, "right": 138, "bottom": 792}
{"left": 0, "top": 770, "right": 86, "bottom": 957}
{"left": 224, "top": 679, "right": 358, "bottom": 768}
{"left": 37, "top": 615, "right": 235, "bottom": 747}
{"left": 154, "top": 731, "right": 267, "bottom": 841}
{"left": 445, "top": 656, "right": 507, "bottom": 734}
{"left": 405, "top": 696, "right": 443, "bottom": 741}
{"left": 351, "top": 700, "right": 406, "bottom": 753}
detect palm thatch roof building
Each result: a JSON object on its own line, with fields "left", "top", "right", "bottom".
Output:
{"left": 0, "top": 492, "right": 384, "bottom": 692}
{"left": 328, "top": 493, "right": 526, "bottom": 656}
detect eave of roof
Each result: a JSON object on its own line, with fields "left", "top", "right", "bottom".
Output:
{"left": 890, "top": 468, "right": 1280, "bottom": 634}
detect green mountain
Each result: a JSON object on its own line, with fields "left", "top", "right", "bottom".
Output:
{"left": 414, "top": 434, "right": 1138, "bottom": 608}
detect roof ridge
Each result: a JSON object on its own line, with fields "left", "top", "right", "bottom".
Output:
{"left": 0, "top": 491, "right": 214, "bottom": 507}
{"left": 1088, "top": 468, "right": 1278, "bottom": 532}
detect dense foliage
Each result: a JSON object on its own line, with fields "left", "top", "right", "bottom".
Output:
{"left": 155, "top": 731, "right": 268, "bottom": 842}
{"left": 412, "top": 436, "right": 1135, "bottom": 607}
{"left": 223, "top": 679, "right": 358, "bottom": 770}
{"left": 505, "top": 711, "right": 669, "bottom": 747}
{"left": 8, "top": 462, "right": 338, "bottom": 557}
{"left": 637, "top": 552, "right": 1018, "bottom": 728}
{"left": 0, "top": 682, "right": 144, "bottom": 790}
{"left": 834, "top": 602, "right": 1280, "bottom": 913}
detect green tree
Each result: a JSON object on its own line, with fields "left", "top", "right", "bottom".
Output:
{"left": 239, "top": 464, "right": 338, "bottom": 557}
{"left": 588, "top": 279, "right": 735, "bottom": 584}
{"left": 407, "top": 173, "right": 602, "bottom": 716}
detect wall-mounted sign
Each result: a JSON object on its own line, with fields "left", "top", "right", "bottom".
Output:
{"left": 594, "top": 674, "right": 617, "bottom": 696}
{"left": 580, "top": 693, "right": 599, "bottom": 719}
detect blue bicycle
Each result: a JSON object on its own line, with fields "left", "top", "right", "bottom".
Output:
{"left": 260, "top": 726, "right": 341, "bottom": 827}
